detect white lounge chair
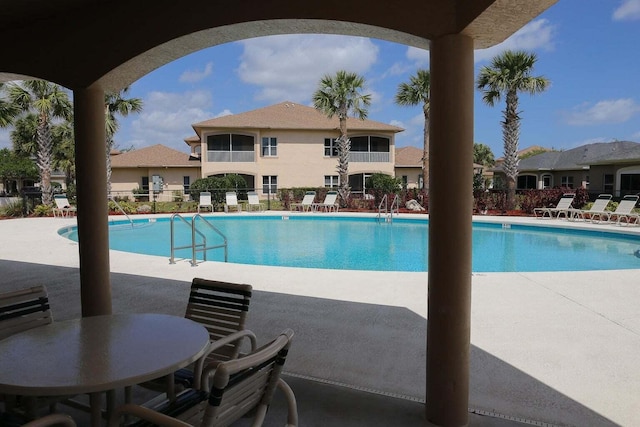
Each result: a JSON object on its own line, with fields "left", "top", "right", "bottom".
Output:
{"left": 291, "top": 191, "right": 316, "bottom": 212}
{"left": 52, "top": 194, "right": 76, "bottom": 218}
{"left": 605, "top": 195, "right": 640, "bottom": 226}
{"left": 197, "top": 192, "right": 213, "bottom": 213}
{"left": 313, "top": 191, "right": 339, "bottom": 212}
{"left": 533, "top": 193, "right": 575, "bottom": 219}
{"left": 247, "top": 191, "right": 265, "bottom": 212}
{"left": 567, "top": 194, "right": 612, "bottom": 222}
{"left": 225, "top": 191, "right": 241, "bottom": 212}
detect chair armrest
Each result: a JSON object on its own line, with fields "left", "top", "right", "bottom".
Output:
{"left": 108, "top": 403, "right": 191, "bottom": 427}
{"left": 22, "top": 414, "right": 77, "bottom": 427}
{"left": 278, "top": 378, "right": 299, "bottom": 427}
{"left": 193, "top": 329, "right": 257, "bottom": 390}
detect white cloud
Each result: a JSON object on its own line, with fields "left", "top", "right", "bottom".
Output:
{"left": 405, "top": 47, "right": 429, "bottom": 67}
{"left": 179, "top": 62, "right": 213, "bottom": 83}
{"left": 237, "top": 34, "right": 379, "bottom": 103}
{"left": 613, "top": 0, "right": 640, "bottom": 21}
{"left": 214, "top": 109, "right": 233, "bottom": 118}
{"left": 402, "top": 18, "right": 555, "bottom": 67}
{"left": 564, "top": 99, "right": 640, "bottom": 126}
{"left": 475, "top": 19, "right": 555, "bottom": 63}
{"left": 123, "top": 90, "right": 214, "bottom": 151}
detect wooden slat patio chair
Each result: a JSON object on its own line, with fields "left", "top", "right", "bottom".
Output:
{"left": 139, "top": 278, "right": 256, "bottom": 397}
{"left": 0, "top": 285, "right": 52, "bottom": 341}
{"left": 110, "top": 329, "right": 297, "bottom": 427}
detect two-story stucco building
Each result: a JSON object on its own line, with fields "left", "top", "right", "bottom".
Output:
{"left": 185, "top": 101, "right": 403, "bottom": 196}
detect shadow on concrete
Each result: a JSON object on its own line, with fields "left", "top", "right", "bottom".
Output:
{"left": 0, "top": 260, "right": 617, "bottom": 427}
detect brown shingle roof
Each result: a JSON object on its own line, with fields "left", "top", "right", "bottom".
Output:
{"left": 191, "top": 101, "right": 404, "bottom": 136}
{"left": 110, "top": 144, "right": 200, "bottom": 168}
{"left": 395, "top": 146, "right": 423, "bottom": 167}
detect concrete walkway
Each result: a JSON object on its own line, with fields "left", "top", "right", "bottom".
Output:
{"left": 1, "top": 214, "right": 639, "bottom": 426}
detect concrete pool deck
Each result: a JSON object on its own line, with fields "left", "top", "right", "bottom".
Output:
{"left": 1, "top": 213, "right": 639, "bottom": 426}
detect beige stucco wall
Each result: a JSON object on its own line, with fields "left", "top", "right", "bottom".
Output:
{"left": 199, "top": 129, "right": 396, "bottom": 193}
{"left": 111, "top": 167, "right": 200, "bottom": 201}
{"left": 395, "top": 166, "right": 422, "bottom": 189}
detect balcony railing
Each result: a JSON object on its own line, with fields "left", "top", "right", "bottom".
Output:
{"left": 350, "top": 152, "right": 390, "bottom": 163}
{"left": 207, "top": 151, "right": 255, "bottom": 162}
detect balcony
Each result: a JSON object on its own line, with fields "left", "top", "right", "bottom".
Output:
{"left": 207, "top": 150, "right": 255, "bottom": 162}
{"left": 350, "top": 152, "right": 390, "bottom": 163}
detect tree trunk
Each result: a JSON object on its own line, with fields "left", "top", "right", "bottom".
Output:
{"left": 502, "top": 90, "right": 520, "bottom": 210}
{"left": 36, "top": 113, "right": 53, "bottom": 206}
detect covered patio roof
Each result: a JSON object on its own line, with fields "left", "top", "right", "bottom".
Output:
{"left": 0, "top": 2, "right": 558, "bottom": 425}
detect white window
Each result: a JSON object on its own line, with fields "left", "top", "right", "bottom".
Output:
{"left": 561, "top": 176, "right": 574, "bottom": 188}
{"left": 324, "top": 175, "right": 339, "bottom": 188}
{"left": 542, "top": 174, "right": 552, "bottom": 189}
{"left": 324, "top": 138, "right": 338, "bottom": 157}
{"left": 262, "top": 176, "right": 277, "bottom": 194}
{"left": 261, "top": 137, "right": 277, "bottom": 157}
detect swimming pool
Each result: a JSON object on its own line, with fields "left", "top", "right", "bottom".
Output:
{"left": 59, "top": 215, "right": 640, "bottom": 272}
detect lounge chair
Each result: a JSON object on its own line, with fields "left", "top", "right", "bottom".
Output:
{"left": 533, "top": 193, "right": 575, "bottom": 219}
{"left": 247, "top": 191, "right": 265, "bottom": 212}
{"left": 291, "top": 191, "right": 315, "bottom": 212}
{"left": 605, "top": 194, "right": 640, "bottom": 226}
{"left": 313, "top": 190, "right": 339, "bottom": 212}
{"left": 224, "top": 191, "right": 241, "bottom": 212}
{"left": 52, "top": 194, "right": 76, "bottom": 218}
{"left": 567, "top": 194, "right": 612, "bottom": 222}
{"left": 197, "top": 192, "right": 213, "bottom": 213}
{"left": 139, "top": 278, "right": 256, "bottom": 394}
{"left": 109, "top": 329, "right": 297, "bottom": 427}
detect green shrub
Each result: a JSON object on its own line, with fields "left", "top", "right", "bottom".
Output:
{"left": 0, "top": 200, "right": 24, "bottom": 217}
{"left": 33, "top": 204, "right": 52, "bottom": 217}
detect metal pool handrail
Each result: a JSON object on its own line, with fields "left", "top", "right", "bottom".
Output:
{"left": 170, "top": 213, "right": 228, "bottom": 266}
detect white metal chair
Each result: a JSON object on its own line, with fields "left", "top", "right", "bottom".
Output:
{"left": 567, "top": 194, "right": 612, "bottom": 222}
{"left": 246, "top": 191, "right": 265, "bottom": 212}
{"left": 313, "top": 191, "right": 339, "bottom": 212}
{"left": 52, "top": 194, "right": 76, "bottom": 218}
{"left": 138, "top": 279, "right": 256, "bottom": 396}
{"left": 533, "top": 193, "right": 574, "bottom": 219}
{"left": 197, "top": 192, "right": 213, "bottom": 213}
{"left": 290, "top": 191, "right": 315, "bottom": 212}
{"left": 109, "top": 329, "right": 297, "bottom": 427}
{"left": 224, "top": 192, "right": 241, "bottom": 213}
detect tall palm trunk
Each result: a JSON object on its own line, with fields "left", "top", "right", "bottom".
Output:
{"left": 106, "top": 137, "right": 113, "bottom": 195}
{"left": 337, "top": 106, "right": 350, "bottom": 207}
{"left": 36, "top": 113, "right": 53, "bottom": 205}
{"left": 502, "top": 90, "right": 520, "bottom": 210}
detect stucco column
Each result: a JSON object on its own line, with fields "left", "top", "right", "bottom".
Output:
{"left": 74, "top": 87, "right": 112, "bottom": 316}
{"left": 426, "top": 34, "right": 474, "bottom": 426}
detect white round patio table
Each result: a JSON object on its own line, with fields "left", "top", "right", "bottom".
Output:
{"left": 0, "top": 313, "right": 210, "bottom": 426}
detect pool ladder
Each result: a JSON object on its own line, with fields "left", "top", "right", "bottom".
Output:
{"left": 169, "top": 214, "right": 228, "bottom": 266}
{"left": 376, "top": 194, "right": 400, "bottom": 223}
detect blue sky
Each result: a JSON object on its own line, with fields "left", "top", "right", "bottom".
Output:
{"left": 2, "top": 0, "right": 640, "bottom": 159}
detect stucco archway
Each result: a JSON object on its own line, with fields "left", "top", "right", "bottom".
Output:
{"left": 0, "top": 2, "right": 558, "bottom": 425}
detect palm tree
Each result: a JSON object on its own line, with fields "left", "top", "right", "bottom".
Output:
{"left": 395, "top": 69, "right": 431, "bottom": 190}
{"left": 0, "top": 83, "right": 20, "bottom": 128}
{"left": 105, "top": 88, "right": 143, "bottom": 193}
{"left": 9, "top": 81, "right": 72, "bottom": 205}
{"left": 313, "top": 70, "right": 371, "bottom": 206}
{"left": 476, "top": 50, "right": 549, "bottom": 210}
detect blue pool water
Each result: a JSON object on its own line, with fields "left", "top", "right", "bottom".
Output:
{"left": 59, "top": 216, "right": 640, "bottom": 272}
